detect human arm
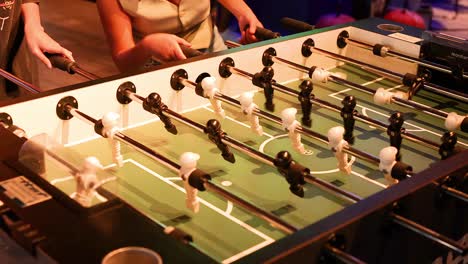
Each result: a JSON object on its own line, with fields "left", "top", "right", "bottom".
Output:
{"left": 96, "top": 0, "right": 191, "bottom": 72}
{"left": 21, "top": 2, "right": 74, "bottom": 69}
{"left": 216, "top": 0, "right": 263, "bottom": 44}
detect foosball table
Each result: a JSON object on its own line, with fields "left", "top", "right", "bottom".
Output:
{"left": 0, "top": 18, "right": 466, "bottom": 263}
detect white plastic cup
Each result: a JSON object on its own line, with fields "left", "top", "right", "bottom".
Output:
{"left": 102, "top": 246, "right": 163, "bottom": 264}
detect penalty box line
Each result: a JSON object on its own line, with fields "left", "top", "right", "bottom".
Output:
{"left": 125, "top": 159, "right": 275, "bottom": 250}
{"left": 49, "top": 158, "right": 276, "bottom": 262}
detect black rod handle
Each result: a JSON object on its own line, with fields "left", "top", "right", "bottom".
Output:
{"left": 280, "top": 17, "right": 315, "bottom": 33}
{"left": 45, "top": 53, "right": 76, "bottom": 74}
{"left": 180, "top": 46, "right": 203, "bottom": 58}
{"left": 256, "top": 27, "right": 280, "bottom": 40}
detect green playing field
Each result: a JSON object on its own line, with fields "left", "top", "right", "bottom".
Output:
{"left": 30, "top": 64, "right": 467, "bottom": 263}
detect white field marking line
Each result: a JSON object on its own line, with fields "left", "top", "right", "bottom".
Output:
{"left": 51, "top": 176, "right": 75, "bottom": 185}
{"left": 259, "top": 135, "right": 386, "bottom": 188}
{"left": 222, "top": 239, "right": 274, "bottom": 264}
{"left": 259, "top": 134, "right": 287, "bottom": 153}
{"left": 361, "top": 77, "right": 386, "bottom": 86}
{"left": 351, "top": 170, "right": 387, "bottom": 188}
{"left": 361, "top": 107, "right": 376, "bottom": 129}
{"left": 202, "top": 106, "right": 274, "bottom": 138}
{"left": 386, "top": 84, "right": 404, "bottom": 91}
{"left": 329, "top": 88, "right": 352, "bottom": 97}
{"left": 65, "top": 135, "right": 102, "bottom": 147}
{"left": 361, "top": 104, "right": 424, "bottom": 132}
{"left": 49, "top": 161, "right": 120, "bottom": 188}
{"left": 327, "top": 77, "right": 390, "bottom": 98}
{"left": 405, "top": 128, "right": 426, "bottom": 132}
{"left": 127, "top": 159, "right": 275, "bottom": 243}
{"left": 166, "top": 177, "right": 182, "bottom": 181}
{"left": 225, "top": 201, "right": 234, "bottom": 215}
{"left": 329, "top": 93, "right": 468, "bottom": 148}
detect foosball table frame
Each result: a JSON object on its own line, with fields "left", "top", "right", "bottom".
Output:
{"left": 0, "top": 18, "right": 466, "bottom": 263}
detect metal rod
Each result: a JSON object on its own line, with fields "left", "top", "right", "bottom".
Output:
{"left": 226, "top": 38, "right": 466, "bottom": 103}
{"left": 432, "top": 182, "right": 468, "bottom": 203}
{"left": 271, "top": 53, "right": 449, "bottom": 121}
{"left": 71, "top": 65, "right": 101, "bottom": 81}
{"left": 390, "top": 213, "right": 466, "bottom": 254}
{"left": 67, "top": 106, "right": 180, "bottom": 173}
{"left": 391, "top": 96, "right": 448, "bottom": 118}
{"left": 228, "top": 63, "right": 441, "bottom": 152}
{"left": 45, "top": 148, "right": 80, "bottom": 175}
{"left": 305, "top": 173, "right": 363, "bottom": 202}
{"left": 225, "top": 66, "right": 382, "bottom": 164}
{"left": 127, "top": 89, "right": 275, "bottom": 165}
{"left": 128, "top": 92, "right": 206, "bottom": 133}
{"left": 269, "top": 58, "right": 443, "bottom": 149}
{"left": 324, "top": 244, "right": 367, "bottom": 264}
{"left": 344, "top": 37, "right": 468, "bottom": 79}
{"left": 67, "top": 104, "right": 297, "bottom": 232}
{"left": 175, "top": 78, "right": 364, "bottom": 202}
{"left": 307, "top": 44, "right": 468, "bottom": 103}
{"left": 204, "top": 182, "right": 297, "bottom": 234}
{"left": 423, "top": 82, "right": 468, "bottom": 103}
{"left": 0, "top": 68, "right": 42, "bottom": 94}
{"left": 225, "top": 40, "right": 241, "bottom": 49}
{"left": 441, "top": 186, "right": 468, "bottom": 203}
{"left": 310, "top": 45, "right": 404, "bottom": 80}
{"left": 223, "top": 89, "right": 380, "bottom": 165}
{"left": 272, "top": 56, "right": 309, "bottom": 73}
{"left": 68, "top": 108, "right": 96, "bottom": 126}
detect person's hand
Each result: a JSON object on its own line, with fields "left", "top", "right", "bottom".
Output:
{"left": 24, "top": 23, "right": 74, "bottom": 69}
{"left": 141, "top": 33, "right": 191, "bottom": 63}
{"left": 237, "top": 12, "right": 263, "bottom": 44}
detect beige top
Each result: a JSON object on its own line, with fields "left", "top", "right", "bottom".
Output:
{"left": 118, "top": 0, "right": 222, "bottom": 50}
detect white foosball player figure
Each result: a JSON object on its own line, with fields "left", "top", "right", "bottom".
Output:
{"left": 281, "top": 108, "right": 305, "bottom": 154}
{"left": 327, "top": 126, "right": 354, "bottom": 175}
{"left": 201, "top": 76, "right": 225, "bottom": 119}
{"left": 379, "top": 146, "right": 413, "bottom": 186}
{"left": 74, "top": 156, "right": 103, "bottom": 207}
{"left": 373, "top": 87, "right": 409, "bottom": 105}
{"left": 310, "top": 67, "right": 331, "bottom": 83}
{"left": 239, "top": 92, "right": 263, "bottom": 135}
{"left": 379, "top": 146, "right": 399, "bottom": 185}
{"left": 179, "top": 152, "right": 201, "bottom": 213}
{"left": 445, "top": 112, "right": 468, "bottom": 132}
{"left": 102, "top": 112, "right": 124, "bottom": 167}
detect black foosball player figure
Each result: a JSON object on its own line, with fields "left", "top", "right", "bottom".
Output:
{"left": 298, "top": 80, "right": 314, "bottom": 127}
{"left": 204, "top": 119, "right": 236, "bottom": 163}
{"left": 252, "top": 66, "right": 275, "bottom": 111}
{"left": 340, "top": 95, "right": 357, "bottom": 145}
{"left": 273, "top": 151, "right": 307, "bottom": 197}
{"left": 143, "top": 93, "right": 177, "bottom": 134}
{"left": 387, "top": 112, "right": 405, "bottom": 161}
{"left": 439, "top": 131, "right": 461, "bottom": 160}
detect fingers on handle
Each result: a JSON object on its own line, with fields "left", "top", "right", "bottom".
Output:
{"left": 34, "top": 49, "right": 52, "bottom": 69}
{"left": 174, "top": 45, "right": 187, "bottom": 60}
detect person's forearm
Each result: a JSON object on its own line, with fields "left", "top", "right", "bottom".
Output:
{"left": 112, "top": 39, "right": 152, "bottom": 72}
{"left": 21, "top": 2, "right": 44, "bottom": 32}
